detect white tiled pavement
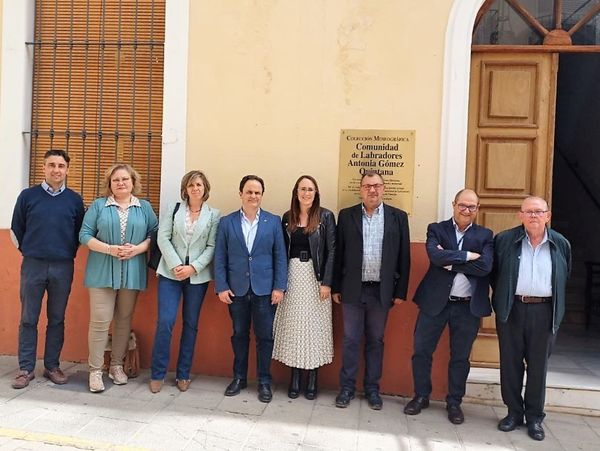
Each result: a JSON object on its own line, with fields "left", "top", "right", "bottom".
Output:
{"left": 1, "top": 356, "right": 599, "bottom": 450}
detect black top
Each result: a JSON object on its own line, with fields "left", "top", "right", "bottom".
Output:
{"left": 290, "top": 227, "right": 311, "bottom": 259}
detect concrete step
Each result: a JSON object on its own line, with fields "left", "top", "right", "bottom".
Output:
{"left": 465, "top": 367, "right": 600, "bottom": 416}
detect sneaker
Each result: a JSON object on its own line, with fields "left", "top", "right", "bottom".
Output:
{"left": 89, "top": 370, "right": 105, "bottom": 393}
{"left": 149, "top": 379, "right": 163, "bottom": 393}
{"left": 108, "top": 365, "right": 128, "bottom": 385}
{"left": 12, "top": 370, "right": 35, "bottom": 389}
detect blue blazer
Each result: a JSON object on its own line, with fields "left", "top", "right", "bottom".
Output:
{"left": 413, "top": 219, "right": 493, "bottom": 318}
{"left": 214, "top": 209, "right": 287, "bottom": 297}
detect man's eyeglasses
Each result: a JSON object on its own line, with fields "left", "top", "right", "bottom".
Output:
{"left": 521, "top": 210, "right": 548, "bottom": 217}
{"left": 298, "top": 187, "right": 316, "bottom": 193}
{"left": 456, "top": 203, "right": 478, "bottom": 213}
{"left": 361, "top": 183, "right": 384, "bottom": 191}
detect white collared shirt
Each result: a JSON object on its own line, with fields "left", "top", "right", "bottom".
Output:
{"left": 515, "top": 229, "right": 552, "bottom": 297}
{"left": 450, "top": 219, "right": 473, "bottom": 297}
{"left": 241, "top": 208, "right": 260, "bottom": 253}
{"left": 41, "top": 180, "right": 66, "bottom": 197}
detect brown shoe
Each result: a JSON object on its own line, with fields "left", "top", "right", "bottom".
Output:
{"left": 176, "top": 379, "right": 191, "bottom": 392}
{"left": 149, "top": 379, "right": 163, "bottom": 393}
{"left": 12, "top": 370, "right": 35, "bottom": 389}
{"left": 43, "top": 367, "right": 68, "bottom": 385}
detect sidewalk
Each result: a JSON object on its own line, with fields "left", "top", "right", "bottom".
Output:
{"left": 0, "top": 356, "right": 599, "bottom": 450}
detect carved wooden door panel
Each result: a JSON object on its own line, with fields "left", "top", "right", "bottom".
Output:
{"left": 467, "top": 51, "right": 558, "bottom": 367}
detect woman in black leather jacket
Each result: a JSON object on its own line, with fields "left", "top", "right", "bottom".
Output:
{"left": 272, "top": 175, "right": 336, "bottom": 400}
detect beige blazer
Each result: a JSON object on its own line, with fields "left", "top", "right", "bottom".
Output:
{"left": 156, "top": 201, "right": 220, "bottom": 284}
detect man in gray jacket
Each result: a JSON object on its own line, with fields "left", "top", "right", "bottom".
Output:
{"left": 492, "top": 196, "right": 571, "bottom": 442}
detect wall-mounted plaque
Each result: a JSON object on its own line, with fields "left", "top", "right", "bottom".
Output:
{"left": 338, "top": 129, "right": 415, "bottom": 214}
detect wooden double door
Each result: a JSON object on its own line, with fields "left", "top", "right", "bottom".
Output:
{"left": 467, "top": 51, "right": 558, "bottom": 366}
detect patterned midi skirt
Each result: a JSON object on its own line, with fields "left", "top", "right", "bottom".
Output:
{"left": 272, "top": 258, "right": 334, "bottom": 369}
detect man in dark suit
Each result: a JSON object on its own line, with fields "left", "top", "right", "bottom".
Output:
{"left": 404, "top": 189, "right": 493, "bottom": 424}
{"left": 214, "top": 175, "right": 288, "bottom": 403}
{"left": 332, "top": 170, "right": 410, "bottom": 410}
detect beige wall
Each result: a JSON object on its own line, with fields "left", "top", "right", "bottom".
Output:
{"left": 0, "top": 0, "right": 3, "bottom": 106}
{"left": 187, "top": 0, "right": 454, "bottom": 241}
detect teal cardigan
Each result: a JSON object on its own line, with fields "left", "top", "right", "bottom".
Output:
{"left": 80, "top": 197, "right": 158, "bottom": 290}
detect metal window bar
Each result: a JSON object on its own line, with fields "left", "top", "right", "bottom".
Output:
{"left": 27, "top": 0, "right": 165, "bottom": 208}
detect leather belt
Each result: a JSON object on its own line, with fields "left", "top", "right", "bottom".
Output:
{"left": 362, "top": 281, "right": 380, "bottom": 286}
{"left": 515, "top": 295, "right": 552, "bottom": 304}
{"left": 449, "top": 296, "right": 471, "bottom": 302}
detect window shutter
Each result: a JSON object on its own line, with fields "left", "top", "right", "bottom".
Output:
{"left": 29, "top": 0, "right": 165, "bottom": 208}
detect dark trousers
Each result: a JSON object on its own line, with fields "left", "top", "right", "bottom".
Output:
{"left": 496, "top": 301, "right": 555, "bottom": 423}
{"left": 412, "top": 302, "right": 480, "bottom": 405}
{"left": 228, "top": 290, "right": 276, "bottom": 384}
{"left": 18, "top": 257, "right": 74, "bottom": 372}
{"left": 150, "top": 276, "right": 208, "bottom": 380}
{"left": 339, "top": 283, "right": 390, "bottom": 394}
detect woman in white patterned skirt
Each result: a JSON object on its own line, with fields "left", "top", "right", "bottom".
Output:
{"left": 273, "top": 175, "right": 336, "bottom": 399}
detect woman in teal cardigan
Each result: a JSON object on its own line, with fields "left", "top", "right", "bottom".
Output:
{"left": 79, "top": 163, "right": 158, "bottom": 393}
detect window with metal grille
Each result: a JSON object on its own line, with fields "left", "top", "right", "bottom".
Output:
{"left": 28, "top": 0, "right": 165, "bottom": 208}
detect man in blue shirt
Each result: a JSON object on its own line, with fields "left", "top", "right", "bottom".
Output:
{"left": 214, "top": 175, "right": 287, "bottom": 403}
{"left": 492, "top": 196, "right": 571, "bottom": 441}
{"left": 10, "top": 149, "right": 85, "bottom": 389}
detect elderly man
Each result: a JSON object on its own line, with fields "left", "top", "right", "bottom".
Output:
{"left": 332, "top": 170, "right": 410, "bottom": 410}
{"left": 405, "top": 189, "right": 493, "bottom": 424}
{"left": 492, "top": 196, "right": 571, "bottom": 441}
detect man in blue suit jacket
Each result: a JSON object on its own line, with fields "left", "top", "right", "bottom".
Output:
{"left": 214, "top": 175, "right": 287, "bottom": 403}
{"left": 404, "top": 189, "right": 493, "bottom": 424}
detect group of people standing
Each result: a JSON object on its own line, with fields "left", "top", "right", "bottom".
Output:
{"left": 10, "top": 149, "right": 570, "bottom": 443}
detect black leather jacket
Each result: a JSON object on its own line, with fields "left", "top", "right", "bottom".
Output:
{"left": 281, "top": 208, "right": 336, "bottom": 286}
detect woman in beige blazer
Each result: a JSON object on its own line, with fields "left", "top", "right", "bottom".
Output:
{"left": 149, "top": 170, "right": 220, "bottom": 393}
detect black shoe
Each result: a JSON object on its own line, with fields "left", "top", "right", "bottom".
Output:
{"left": 403, "top": 396, "right": 429, "bottom": 415}
{"left": 288, "top": 368, "right": 301, "bottom": 399}
{"left": 527, "top": 420, "right": 545, "bottom": 441}
{"left": 224, "top": 378, "right": 247, "bottom": 396}
{"left": 497, "top": 415, "right": 524, "bottom": 432}
{"left": 258, "top": 383, "right": 272, "bottom": 403}
{"left": 366, "top": 392, "right": 383, "bottom": 410}
{"left": 446, "top": 404, "right": 464, "bottom": 424}
{"left": 335, "top": 389, "right": 355, "bottom": 408}
{"left": 305, "top": 369, "right": 318, "bottom": 400}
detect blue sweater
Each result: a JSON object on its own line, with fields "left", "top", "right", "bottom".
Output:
{"left": 11, "top": 185, "right": 85, "bottom": 260}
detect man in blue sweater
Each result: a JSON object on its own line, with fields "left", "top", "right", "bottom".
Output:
{"left": 10, "top": 149, "right": 85, "bottom": 389}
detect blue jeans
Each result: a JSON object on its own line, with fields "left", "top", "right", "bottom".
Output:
{"left": 412, "top": 302, "right": 480, "bottom": 406}
{"left": 228, "top": 290, "right": 276, "bottom": 384}
{"left": 18, "top": 257, "right": 74, "bottom": 372}
{"left": 150, "top": 276, "right": 208, "bottom": 380}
